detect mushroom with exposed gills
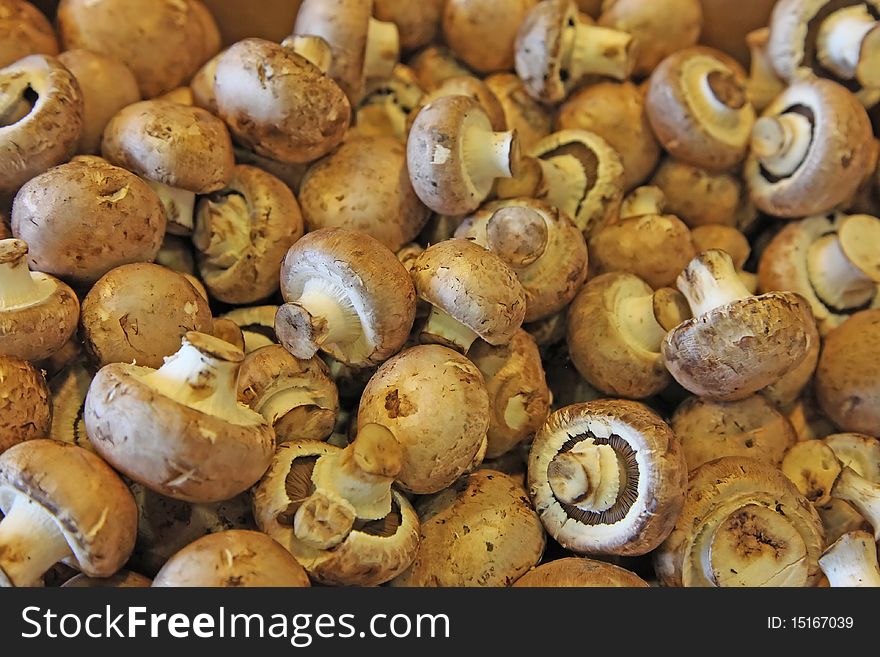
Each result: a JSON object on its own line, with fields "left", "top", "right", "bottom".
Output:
{"left": 351, "top": 64, "right": 425, "bottom": 141}
{"left": 221, "top": 306, "right": 280, "bottom": 354}
{"left": 274, "top": 228, "right": 416, "bottom": 368}
{"left": 0, "top": 439, "right": 137, "bottom": 587}
{"left": 0, "top": 355, "right": 50, "bottom": 453}
{"left": 819, "top": 531, "right": 880, "bottom": 587}
{"left": 529, "top": 400, "right": 687, "bottom": 556}
{"left": 514, "top": 557, "right": 649, "bottom": 587}
{"left": 84, "top": 332, "right": 276, "bottom": 503}
{"left": 0, "top": 0, "right": 58, "bottom": 68}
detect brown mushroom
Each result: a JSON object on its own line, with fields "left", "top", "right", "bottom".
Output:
{"left": 513, "top": 557, "right": 649, "bottom": 587}
{"left": 0, "top": 355, "right": 50, "bottom": 453}
{"left": 484, "top": 73, "right": 553, "bottom": 151}
{"left": 352, "top": 64, "right": 424, "bottom": 141}
{"left": 374, "top": 0, "right": 444, "bottom": 52}
{"left": 651, "top": 158, "right": 751, "bottom": 228}
{"left": 413, "top": 74, "right": 507, "bottom": 132}
{"left": 443, "top": 0, "right": 538, "bottom": 74}
{"left": 0, "top": 0, "right": 58, "bottom": 68}
{"left": 407, "top": 44, "right": 472, "bottom": 92}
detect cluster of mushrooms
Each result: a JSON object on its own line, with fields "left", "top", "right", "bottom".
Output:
{"left": 0, "top": 0, "right": 879, "bottom": 588}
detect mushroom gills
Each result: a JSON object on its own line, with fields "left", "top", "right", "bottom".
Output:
{"left": 535, "top": 143, "right": 597, "bottom": 233}
{"left": 282, "top": 278, "right": 364, "bottom": 358}
{"left": 48, "top": 363, "right": 91, "bottom": 450}
{"left": 193, "top": 191, "right": 251, "bottom": 269}
{"left": 806, "top": 215, "right": 880, "bottom": 311}
{"left": 0, "top": 496, "right": 73, "bottom": 587}
{"left": 420, "top": 305, "right": 480, "bottom": 352}
{"left": 147, "top": 180, "right": 196, "bottom": 236}
{"left": 816, "top": 5, "right": 880, "bottom": 87}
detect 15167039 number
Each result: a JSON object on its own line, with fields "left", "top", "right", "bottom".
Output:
{"left": 768, "top": 617, "right": 854, "bottom": 629}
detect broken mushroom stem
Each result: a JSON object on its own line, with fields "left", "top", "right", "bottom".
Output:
{"left": 0, "top": 239, "right": 52, "bottom": 311}
{"left": 547, "top": 440, "right": 621, "bottom": 512}
{"left": 818, "top": 530, "right": 880, "bottom": 587}
{"left": 832, "top": 467, "right": 880, "bottom": 541}
{"left": 486, "top": 206, "right": 549, "bottom": 268}
{"left": 807, "top": 214, "right": 880, "bottom": 310}
{"left": 816, "top": 5, "right": 880, "bottom": 88}
{"left": 561, "top": 13, "right": 634, "bottom": 81}
{"left": 677, "top": 249, "right": 752, "bottom": 319}
{"left": 461, "top": 120, "right": 517, "bottom": 193}
{"left": 750, "top": 112, "right": 812, "bottom": 178}
{"left": 0, "top": 496, "right": 72, "bottom": 587}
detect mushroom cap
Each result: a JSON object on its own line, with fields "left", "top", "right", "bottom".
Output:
{"left": 651, "top": 158, "right": 744, "bottom": 228}
{"left": 194, "top": 164, "right": 304, "bottom": 304}
{"left": 672, "top": 395, "right": 798, "bottom": 473}
{"left": 63, "top": 570, "right": 152, "bottom": 588}
{"left": 816, "top": 309, "right": 880, "bottom": 436}
{"left": 646, "top": 46, "right": 755, "bottom": 172}
{"left": 57, "top": 0, "right": 218, "bottom": 99}
{"left": 443, "top": 0, "right": 538, "bottom": 74}
{"left": 391, "top": 470, "right": 545, "bottom": 586}
{"left": 663, "top": 291, "right": 814, "bottom": 401}
{"left": 277, "top": 228, "right": 416, "bottom": 367}
{"left": 0, "top": 439, "right": 137, "bottom": 578}
{"left": 529, "top": 400, "right": 686, "bottom": 556}
{"left": 252, "top": 440, "right": 420, "bottom": 586}
{"left": 407, "top": 44, "right": 473, "bottom": 92}
{"left": 567, "top": 273, "right": 671, "bottom": 399}
{"left": 410, "top": 238, "right": 527, "bottom": 345}
{"left": 745, "top": 79, "right": 874, "bottom": 217}
{"left": 0, "top": 0, "right": 59, "bottom": 68}
{"left": 513, "top": 556, "right": 649, "bottom": 587}
{"left": 298, "top": 136, "right": 430, "bottom": 252}
{"left": 216, "top": 39, "right": 350, "bottom": 165}
{"left": 152, "top": 530, "right": 310, "bottom": 587}
{"left": 101, "top": 99, "right": 234, "bottom": 194}
{"left": 691, "top": 224, "right": 751, "bottom": 270}
{"left": 374, "top": 0, "right": 444, "bottom": 51}
{"left": 0, "top": 54, "right": 83, "bottom": 198}
{"left": 0, "top": 355, "right": 50, "bottom": 453}
{"left": 514, "top": 0, "right": 581, "bottom": 104}
{"left": 416, "top": 75, "right": 507, "bottom": 131}
{"left": 12, "top": 159, "right": 166, "bottom": 284}
{"left": 358, "top": 344, "right": 490, "bottom": 494}
{"left": 80, "top": 263, "right": 213, "bottom": 369}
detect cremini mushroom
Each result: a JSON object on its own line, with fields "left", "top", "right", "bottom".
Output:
{"left": 352, "top": 64, "right": 424, "bottom": 141}
{"left": 443, "top": 0, "right": 538, "bottom": 74}
{"left": 0, "top": 439, "right": 137, "bottom": 587}
{"left": 513, "top": 557, "right": 649, "bottom": 587}
{"left": 374, "top": 0, "right": 444, "bottom": 51}
{"left": 651, "top": 158, "right": 750, "bottom": 228}
{"left": 413, "top": 75, "right": 507, "bottom": 132}
{"left": 407, "top": 44, "right": 472, "bottom": 92}
{"left": 655, "top": 456, "right": 825, "bottom": 587}
{"left": 484, "top": 73, "right": 553, "bottom": 151}
{"left": 253, "top": 437, "right": 420, "bottom": 585}
{"left": 0, "top": 0, "right": 58, "bottom": 68}
{"left": 63, "top": 571, "right": 152, "bottom": 588}
{"left": 819, "top": 531, "right": 880, "bottom": 587}
{"left": 691, "top": 223, "right": 757, "bottom": 292}
{"left": 84, "top": 331, "right": 275, "bottom": 503}
{"left": 0, "top": 355, "right": 50, "bottom": 453}
{"left": 221, "top": 306, "right": 280, "bottom": 354}
{"left": 275, "top": 228, "right": 416, "bottom": 367}
{"left": 152, "top": 530, "right": 310, "bottom": 587}
{"left": 391, "top": 470, "right": 545, "bottom": 587}
{"left": 529, "top": 400, "right": 687, "bottom": 556}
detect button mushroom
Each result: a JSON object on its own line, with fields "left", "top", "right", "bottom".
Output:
{"left": 651, "top": 158, "right": 751, "bottom": 229}
{"left": 484, "top": 73, "right": 553, "bottom": 152}
{"left": 0, "top": 439, "right": 137, "bottom": 587}
{"left": 0, "top": 355, "right": 50, "bottom": 453}
{"left": 0, "top": 0, "right": 58, "bottom": 68}
{"left": 374, "top": 0, "right": 444, "bottom": 52}
{"left": 443, "top": 0, "right": 538, "bottom": 74}
{"left": 819, "top": 530, "right": 880, "bottom": 587}
{"left": 513, "top": 556, "right": 649, "bottom": 587}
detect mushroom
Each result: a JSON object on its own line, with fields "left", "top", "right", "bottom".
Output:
{"left": 815, "top": 309, "right": 880, "bottom": 435}
{"left": 0, "top": 54, "right": 83, "bottom": 200}
{"left": 47, "top": 357, "right": 92, "bottom": 451}
{"left": 293, "top": 0, "right": 400, "bottom": 105}
{"left": 832, "top": 466, "right": 880, "bottom": 540}
{"left": 529, "top": 399, "right": 687, "bottom": 556}
{"left": 152, "top": 530, "right": 310, "bottom": 587}
{"left": 189, "top": 49, "right": 221, "bottom": 115}
{"left": 0, "top": 439, "right": 137, "bottom": 587}
{"left": 221, "top": 306, "right": 280, "bottom": 354}
{"left": 455, "top": 198, "right": 588, "bottom": 322}
{"left": 655, "top": 456, "right": 825, "bottom": 587}
{"left": 662, "top": 249, "right": 813, "bottom": 401}
{"left": 0, "top": 0, "right": 58, "bottom": 68}
{"left": 651, "top": 158, "right": 751, "bottom": 228}
{"left": 391, "top": 470, "right": 546, "bottom": 587}
{"left": 410, "top": 238, "right": 527, "bottom": 352}
{"left": 101, "top": 99, "right": 234, "bottom": 235}
{"left": 698, "top": 0, "right": 777, "bottom": 66}
{"left": 412, "top": 74, "right": 508, "bottom": 132}
{"left": 211, "top": 318, "right": 246, "bottom": 352}
{"left": 819, "top": 531, "right": 880, "bottom": 587}
{"left": 298, "top": 136, "right": 430, "bottom": 252}
{"left": 567, "top": 273, "right": 691, "bottom": 399}
{"left": 781, "top": 440, "right": 844, "bottom": 509}
{"left": 11, "top": 159, "right": 166, "bottom": 285}
{"left": 673, "top": 395, "right": 798, "bottom": 473}
{"left": 646, "top": 47, "right": 756, "bottom": 172}
{"left": 352, "top": 64, "right": 424, "bottom": 141}
{"left": 745, "top": 79, "right": 874, "bottom": 217}
{"left": 374, "top": 0, "right": 444, "bottom": 52}
{"left": 484, "top": 73, "right": 553, "bottom": 152}
{"left": 407, "top": 44, "right": 472, "bottom": 92}
{"left": 407, "top": 95, "right": 518, "bottom": 216}
{"left": 238, "top": 345, "right": 340, "bottom": 443}
{"left": 759, "top": 213, "right": 880, "bottom": 336}
{"left": 80, "top": 263, "right": 213, "bottom": 369}
{"left": 357, "top": 344, "right": 490, "bottom": 494}
{"left": 193, "top": 164, "right": 304, "bottom": 304}
{"left": 0, "top": 238, "right": 79, "bottom": 362}
{"left": 57, "top": 0, "right": 220, "bottom": 99}
{"left": 514, "top": 0, "right": 636, "bottom": 104}
{"left": 598, "top": 0, "right": 702, "bottom": 78}
{"left": 214, "top": 38, "right": 351, "bottom": 165}
{"left": 513, "top": 557, "right": 649, "bottom": 587}
{"left": 275, "top": 228, "right": 416, "bottom": 367}
{"left": 56, "top": 49, "right": 140, "bottom": 155}
{"left": 443, "top": 0, "right": 538, "bottom": 74}
{"left": 691, "top": 223, "right": 757, "bottom": 292}
{"left": 745, "top": 28, "right": 785, "bottom": 112}
{"left": 557, "top": 81, "right": 661, "bottom": 191}
{"left": 252, "top": 438, "right": 420, "bottom": 586}
{"left": 62, "top": 570, "right": 152, "bottom": 588}
{"left": 819, "top": 433, "right": 880, "bottom": 543}
{"left": 0, "top": 355, "right": 50, "bottom": 453}
{"left": 84, "top": 331, "right": 275, "bottom": 503}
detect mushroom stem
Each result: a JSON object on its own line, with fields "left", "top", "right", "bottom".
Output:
{"left": 563, "top": 16, "right": 634, "bottom": 82}
{"left": 832, "top": 467, "right": 880, "bottom": 541}
{"left": 486, "top": 206, "right": 549, "bottom": 268}
{"left": 807, "top": 233, "right": 878, "bottom": 310}
{"left": 0, "top": 77, "right": 35, "bottom": 128}
{"left": 283, "top": 35, "right": 333, "bottom": 74}
{"left": 746, "top": 28, "right": 784, "bottom": 112}
{"left": 618, "top": 293, "right": 667, "bottom": 353}
{"left": 751, "top": 113, "right": 812, "bottom": 178}
{"left": 255, "top": 387, "right": 328, "bottom": 426}
{"left": 547, "top": 441, "right": 621, "bottom": 512}
{"left": 147, "top": 180, "right": 196, "bottom": 236}
{"left": 420, "top": 305, "right": 480, "bottom": 353}
{"left": 0, "top": 239, "right": 53, "bottom": 311}
{"left": 292, "top": 279, "right": 362, "bottom": 348}
{"left": 819, "top": 531, "right": 880, "bottom": 587}
{"left": 677, "top": 250, "right": 752, "bottom": 318}
{"left": 462, "top": 121, "right": 516, "bottom": 196}
{"left": 817, "top": 5, "right": 880, "bottom": 87}
{"left": 364, "top": 17, "right": 401, "bottom": 81}
{"left": 0, "top": 496, "right": 73, "bottom": 587}
{"left": 620, "top": 186, "right": 666, "bottom": 219}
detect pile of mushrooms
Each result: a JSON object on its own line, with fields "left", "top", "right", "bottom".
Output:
{"left": 1, "top": 0, "right": 879, "bottom": 590}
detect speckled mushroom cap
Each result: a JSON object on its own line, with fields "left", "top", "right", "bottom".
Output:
{"left": 57, "top": 0, "right": 219, "bottom": 99}
{"left": 0, "top": 439, "right": 137, "bottom": 579}
{"left": 745, "top": 79, "right": 874, "bottom": 217}
{"left": 443, "top": 0, "right": 538, "bottom": 74}
{"left": 655, "top": 456, "right": 825, "bottom": 587}
{"left": 0, "top": 0, "right": 58, "bottom": 68}
{"left": 391, "top": 470, "right": 545, "bottom": 587}
{"left": 410, "top": 239, "right": 527, "bottom": 346}
{"left": 214, "top": 38, "right": 351, "bottom": 164}
{"left": 375, "top": 0, "right": 444, "bottom": 51}
{"left": 529, "top": 400, "right": 686, "bottom": 556}
{"left": 12, "top": 159, "right": 166, "bottom": 285}
{"left": 63, "top": 570, "right": 152, "bottom": 588}
{"left": 357, "top": 344, "right": 489, "bottom": 494}
{"left": 152, "top": 530, "right": 310, "bottom": 587}
{"left": 816, "top": 309, "right": 880, "bottom": 436}
{"left": 414, "top": 75, "right": 507, "bottom": 131}
{"left": 298, "top": 136, "right": 430, "bottom": 252}
{"left": 651, "top": 158, "right": 746, "bottom": 228}
{"left": 101, "top": 99, "right": 233, "bottom": 194}
{"left": 513, "top": 556, "right": 649, "bottom": 587}
{"left": 0, "top": 54, "right": 83, "bottom": 199}
{"left": 0, "top": 355, "right": 50, "bottom": 453}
